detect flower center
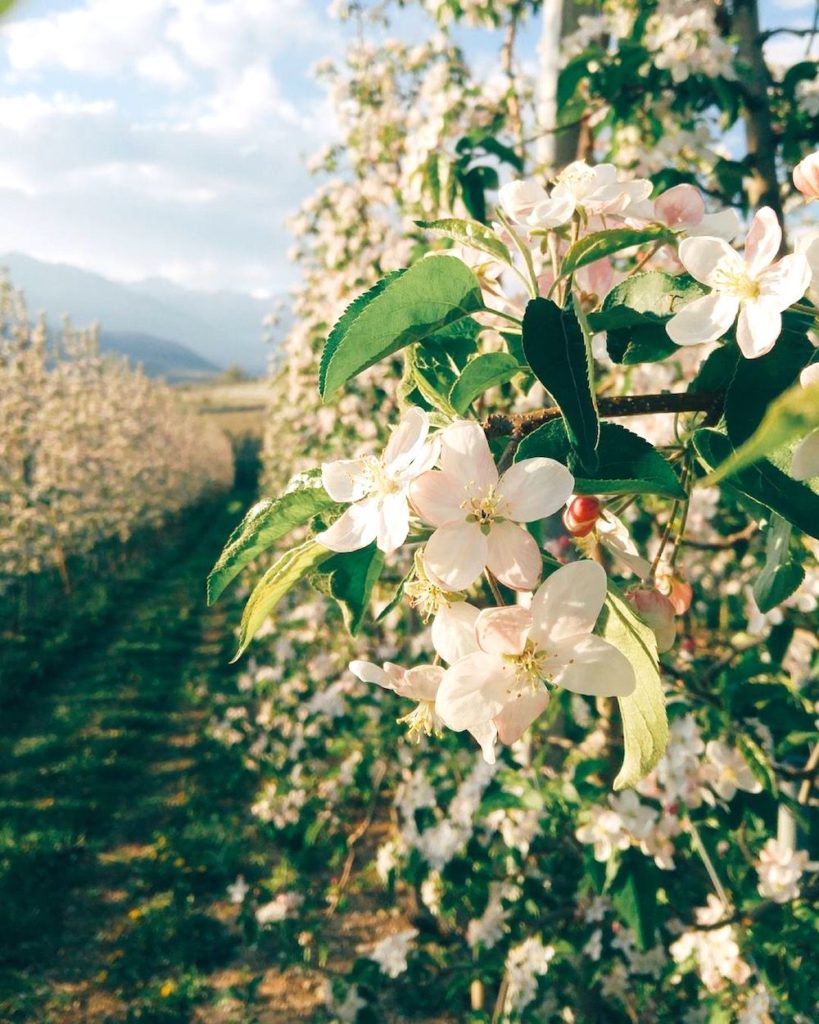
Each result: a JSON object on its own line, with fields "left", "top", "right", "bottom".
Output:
{"left": 713, "top": 262, "right": 760, "bottom": 301}
{"left": 504, "top": 640, "right": 550, "bottom": 696}
{"left": 397, "top": 700, "right": 441, "bottom": 740}
{"left": 462, "top": 484, "right": 507, "bottom": 532}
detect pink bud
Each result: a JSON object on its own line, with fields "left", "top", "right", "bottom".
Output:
{"left": 563, "top": 495, "right": 601, "bottom": 538}
{"left": 793, "top": 152, "right": 819, "bottom": 200}
{"left": 627, "top": 587, "right": 677, "bottom": 653}
{"left": 666, "top": 577, "right": 693, "bottom": 615}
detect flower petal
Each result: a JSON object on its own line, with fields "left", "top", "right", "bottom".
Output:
{"left": 793, "top": 430, "right": 819, "bottom": 481}
{"left": 757, "top": 253, "right": 811, "bottom": 310}
{"left": 317, "top": 499, "right": 378, "bottom": 552}
{"left": 530, "top": 560, "right": 607, "bottom": 645}
{"left": 476, "top": 606, "right": 533, "bottom": 656}
{"left": 498, "top": 179, "right": 550, "bottom": 222}
{"left": 467, "top": 720, "right": 498, "bottom": 764}
{"left": 321, "top": 458, "right": 374, "bottom": 502}
{"left": 435, "top": 652, "right": 511, "bottom": 731}
{"left": 410, "top": 470, "right": 465, "bottom": 527}
{"left": 401, "top": 665, "right": 444, "bottom": 702}
{"left": 402, "top": 438, "right": 440, "bottom": 481}
{"left": 439, "top": 420, "right": 498, "bottom": 491}
{"left": 376, "top": 490, "right": 410, "bottom": 553}
{"left": 499, "top": 457, "right": 574, "bottom": 522}
{"left": 528, "top": 193, "right": 575, "bottom": 229}
{"left": 495, "top": 689, "right": 550, "bottom": 746}
{"left": 383, "top": 407, "right": 429, "bottom": 472}
{"left": 666, "top": 292, "right": 739, "bottom": 346}
{"left": 486, "top": 521, "right": 542, "bottom": 591}
{"left": 735, "top": 300, "right": 781, "bottom": 360}
{"left": 423, "top": 521, "right": 488, "bottom": 591}
{"left": 678, "top": 236, "right": 743, "bottom": 287}
{"left": 550, "top": 635, "right": 636, "bottom": 697}
{"left": 431, "top": 602, "right": 480, "bottom": 665}
{"left": 655, "top": 184, "right": 704, "bottom": 227}
{"left": 692, "top": 209, "right": 741, "bottom": 241}
{"left": 349, "top": 660, "right": 392, "bottom": 688}
{"left": 744, "top": 207, "right": 780, "bottom": 276}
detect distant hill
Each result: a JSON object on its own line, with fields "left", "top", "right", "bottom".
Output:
{"left": 99, "top": 330, "right": 220, "bottom": 382}
{"left": 0, "top": 252, "right": 285, "bottom": 375}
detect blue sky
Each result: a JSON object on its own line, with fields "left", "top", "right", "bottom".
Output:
{"left": 0, "top": 1, "right": 813, "bottom": 297}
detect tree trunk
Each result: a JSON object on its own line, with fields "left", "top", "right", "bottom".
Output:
{"left": 537, "top": 0, "right": 583, "bottom": 171}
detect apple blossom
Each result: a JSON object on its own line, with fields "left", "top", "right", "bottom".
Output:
{"left": 498, "top": 178, "right": 575, "bottom": 231}
{"left": 703, "top": 741, "right": 762, "bottom": 801}
{"left": 627, "top": 587, "right": 677, "bottom": 652}
{"left": 666, "top": 207, "right": 811, "bottom": 358}
{"left": 317, "top": 407, "right": 438, "bottom": 553}
{"left": 755, "top": 838, "right": 808, "bottom": 903}
{"left": 435, "top": 561, "right": 635, "bottom": 759}
{"left": 410, "top": 419, "right": 574, "bottom": 591}
{"left": 551, "top": 161, "right": 653, "bottom": 218}
{"left": 793, "top": 151, "right": 819, "bottom": 200}
{"left": 630, "top": 183, "right": 740, "bottom": 240}
{"left": 592, "top": 509, "right": 651, "bottom": 579}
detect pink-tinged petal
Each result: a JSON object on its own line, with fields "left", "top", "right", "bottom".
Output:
{"left": 692, "top": 209, "right": 741, "bottom": 241}
{"left": 435, "top": 652, "right": 512, "bottom": 731}
{"left": 678, "top": 235, "right": 743, "bottom": 287}
{"left": 439, "top": 420, "right": 498, "bottom": 491}
{"left": 467, "top": 720, "right": 498, "bottom": 764}
{"left": 401, "top": 438, "right": 440, "bottom": 481}
{"left": 349, "top": 660, "right": 392, "bottom": 689}
{"left": 575, "top": 257, "right": 614, "bottom": 299}
{"left": 666, "top": 292, "right": 740, "bottom": 346}
{"left": 376, "top": 490, "right": 410, "bottom": 553}
{"left": 486, "top": 521, "right": 542, "bottom": 591}
{"left": 423, "top": 521, "right": 487, "bottom": 591}
{"left": 550, "top": 635, "right": 636, "bottom": 697}
{"left": 431, "top": 602, "right": 480, "bottom": 665}
{"left": 530, "top": 560, "right": 607, "bottom": 645}
{"left": 499, "top": 457, "right": 574, "bottom": 522}
{"left": 383, "top": 407, "right": 429, "bottom": 472}
{"left": 495, "top": 689, "right": 551, "bottom": 746}
{"left": 317, "top": 499, "right": 378, "bottom": 552}
{"left": 596, "top": 509, "right": 651, "bottom": 579}
{"left": 321, "top": 458, "right": 374, "bottom": 502}
{"left": 498, "top": 179, "right": 550, "bottom": 222}
{"left": 744, "top": 207, "right": 781, "bottom": 276}
{"left": 410, "top": 470, "right": 465, "bottom": 526}
{"left": 401, "top": 664, "right": 444, "bottom": 702}
{"left": 735, "top": 300, "right": 781, "bottom": 360}
{"left": 792, "top": 430, "right": 819, "bottom": 481}
{"left": 793, "top": 152, "right": 819, "bottom": 199}
{"left": 757, "top": 253, "right": 811, "bottom": 309}
{"left": 801, "top": 363, "right": 819, "bottom": 388}
{"left": 655, "top": 184, "right": 704, "bottom": 227}
{"left": 475, "top": 606, "right": 533, "bottom": 657}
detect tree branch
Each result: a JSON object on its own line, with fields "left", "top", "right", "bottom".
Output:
{"left": 484, "top": 391, "right": 723, "bottom": 442}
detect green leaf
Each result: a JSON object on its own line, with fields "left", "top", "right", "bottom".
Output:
{"left": 610, "top": 850, "right": 658, "bottom": 951}
{"left": 319, "top": 255, "right": 484, "bottom": 399}
{"left": 449, "top": 352, "right": 523, "bottom": 414}
{"left": 561, "top": 227, "right": 675, "bottom": 278}
{"left": 515, "top": 420, "right": 685, "bottom": 499}
{"left": 700, "top": 381, "right": 819, "bottom": 486}
{"left": 404, "top": 346, "right": 458, "bottom": 416}
{"left": 522, "top": 297, "right": 600, "bottom": 470}
{"left": 753, "top": 514, "right": 805, "bottom": 613}
{"left": 232, "top": 541, "right": 333, "bottom": 661}
{"left": 724, "top": 325, "right": 813, "bottom": 445}
{"left": 600, "top": 587, "right": 668, "bottom": 790}
{"left": 318, "top": 271, "right": 405, "bottom": 397}
{"left": 693, "top": 429, "right": 819, "bottom": 540}
{"left": 207, "top": 470, "right": 339, "bottom": 604}
{"left": 316, "top": 545, "right": 385, "bottom": 635}
{"left": 415, "top": 217, "right": 512, "bottom": 265}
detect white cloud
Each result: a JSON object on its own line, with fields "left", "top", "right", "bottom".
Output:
{"left": 0, "top": 91, "right": 115, "bottom": 133}
{"left": 191, "top": 64, "right": 302, "bottom": 137}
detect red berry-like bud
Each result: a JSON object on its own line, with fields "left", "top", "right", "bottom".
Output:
{"left": 563, "top": 496, "right": 601, "bottom": 537}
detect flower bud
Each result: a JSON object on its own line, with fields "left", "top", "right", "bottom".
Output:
{"left": 793, "top": 152, "right": 819, "bottom": 200}
{"left": 656, "top": 571, "right": 694, "bottom": 615}
{"left": 563, "top": 495, "right": 601, "bottom": 537}
{"left": 626, "top": 587, "right": 677, "bottom": 653}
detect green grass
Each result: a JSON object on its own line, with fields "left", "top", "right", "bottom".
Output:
{"left": 0, "top": 478, "right": 274, "bottom": 1024}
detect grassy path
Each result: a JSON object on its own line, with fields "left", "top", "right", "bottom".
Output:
{"left": 0, "top": 491, "right": 279, "bottom": 1024}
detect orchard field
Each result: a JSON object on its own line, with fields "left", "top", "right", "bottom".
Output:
{"left": 2, "top": 1, "right": 819, "bottom": 1023}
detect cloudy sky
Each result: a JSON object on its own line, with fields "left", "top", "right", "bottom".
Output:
{"left": 0, "top": 1, "right": 813, "bottom": 299}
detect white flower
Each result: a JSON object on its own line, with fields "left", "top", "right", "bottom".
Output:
{"left": 666, "top": 208, "right": 811, "bottom": 359}
{"left": 368, "top": 928, "right": 417, "bottom": 977}
{"left": 792, "top": 363, "right": 819, "bottom": 481}
{"left": 793, "top": 151, "right": 819, "bottom": 200}
{"left": 632, "top": 183, "right": 739, "bottom": 240}
{"left": 435, "top": 561, "right": 635, "bottom": 759}
{"left": 227, "top": 875, "right": 249, "bottom": 904}
{"left": 592, "top": 509, "right": 651, "bottom": 578}
{"left": 551, "top": 161, "right": 652, "bottom": 218}
{"left": 410, "top": 419, "right": 574, "bottom": 591}
{"left": 756, "top": 838, "right": 808, "bottom": 903}
{"left": 498, "top": 178, "right": 575, "bottom": 231}
{"left": 317, "top": 407, "right": 438, "bottom": 553}
{"left": 703, "top": 740, "right": 762, "bottom": 801}
{"left": 576, "top": 804, "right": 631, "bottom": 861}
{"left": 255, "top": 891, "right": 303, "bottom": 925}
{"left": 504, "top": 937, "right": 555, "bottom": 1016}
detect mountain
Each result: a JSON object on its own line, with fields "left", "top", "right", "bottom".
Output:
{"left": 0, "top": 252, "right": 284, "bottom": 375}
{"left": 99, "top": 330, "right": 220, "bottom": 382}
